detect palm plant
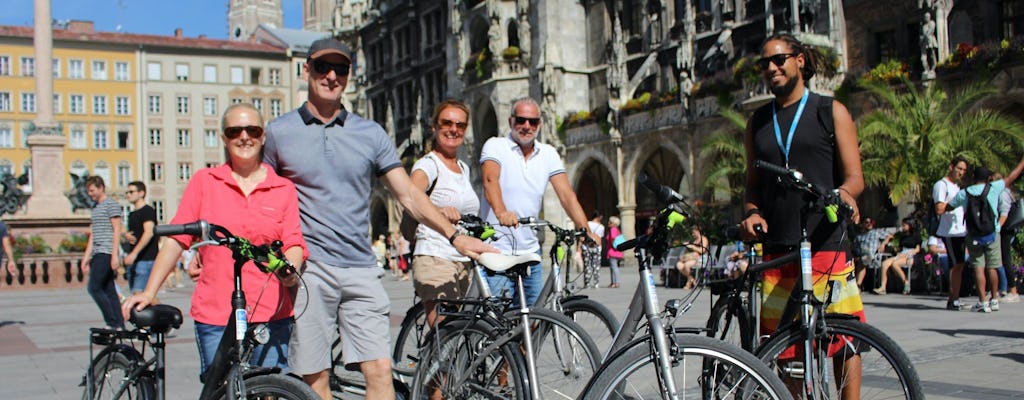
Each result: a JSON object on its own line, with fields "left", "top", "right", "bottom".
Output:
{"left": 699, "top": 107, "right": 747, "bottom": 203}
{"left": 857, "top": 76, "right": 1024, "bottom": 206}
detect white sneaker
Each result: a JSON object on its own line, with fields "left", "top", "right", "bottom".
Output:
{"left": 972, "top": 301, "right": 991, "bottom": 313}
{"left": 1004, "top": 293, "right": 1020, "bottom": 303}
{"left": 990, "top": 299, "right": 1000, "bottom": 311}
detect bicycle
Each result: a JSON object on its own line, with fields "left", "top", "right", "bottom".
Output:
{"left": 82, "top": 220, "right": 319, "bottom": 400}
{"left": 579, "top": 173, "right": 792, "bottom": 399}
{"left": 706, "top": 161, "right": 924, "bottom": 399}
{"left": 410, "top": 233, "right": 602, "bottom": 399}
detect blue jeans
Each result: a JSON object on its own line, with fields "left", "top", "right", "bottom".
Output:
{"left": 87, "top": 253, "right": 124, "bottom": 329}
{"left": 129, "top": 260, "right": 154, "bottom": 293}
{"left": 484, "top": 261, "right": 543, "bottom": 307}
{"left": 194, "top": 318, "right": 293, "bottom": 376}
{"left": 609, "top": 257, "right": 622, "bottom": 284}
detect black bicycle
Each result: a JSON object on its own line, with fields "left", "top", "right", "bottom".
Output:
{"left": 81, "top": 220, "right": 318, "bottom": 400}
{"left": 705, "top": 161, "right": 924, "bottom": 399}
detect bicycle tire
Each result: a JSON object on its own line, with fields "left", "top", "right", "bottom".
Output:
{"left": 560, "top": 297, "right": 619, "bottom": 356}
{"left": 217, "top": 373, "right": 320, "bottom": 399}
{"left": 583, "top": 330, "right": 792, "bottom": 399}
{"left": 83, "top": 346, "right": 155, "bottom": 400}
{"left": 412, "top": 318, "right": 530, "bottom": 400}
{"left": 707, "top": 292, "right": 753, "bottom": 351}
{"left": 391, "top": 301, "right": 426, "bottom": 378}
{"left": 755, "top": 316, "right": 924, "bottom": 400}
{"left": 503, "top": 307, "right": 603, "bottom": 399}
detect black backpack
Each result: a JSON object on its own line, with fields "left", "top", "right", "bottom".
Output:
{"left": 965, "top": 184, "right": 996, "bottom": 238}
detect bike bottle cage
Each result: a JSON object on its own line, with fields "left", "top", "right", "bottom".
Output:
{"left": 478, "top": 253, "right": 541, "bottom": 273}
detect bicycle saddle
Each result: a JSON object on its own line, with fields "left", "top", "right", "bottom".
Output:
{"left": 130, "top": 304, "right": 183, "bottom": 334}
{"left": 478, "top": 253, "right": 541, "bottom": 273}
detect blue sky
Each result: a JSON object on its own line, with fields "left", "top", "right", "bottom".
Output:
{"left": 0, "top": 0, "right": 304, "bottom": 39}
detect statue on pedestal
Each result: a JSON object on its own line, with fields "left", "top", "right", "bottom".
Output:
{"left": 920, "top": 11, "right": 939, "bottom": 78}
{"left": 65, "top": 172, "right": 95, "bottom": 213}
{"left": 0, "top": 173, "right": 28, "bottom": 216}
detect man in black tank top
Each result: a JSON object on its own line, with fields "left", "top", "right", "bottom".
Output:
{"left": 740, "top": 34, "right": 867, "bottom": 399}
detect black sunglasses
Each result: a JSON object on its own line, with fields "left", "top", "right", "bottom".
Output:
{"left": 513, "top": 116, "right": 541, "bottom": 126}
{"left": 311, "top": 59, "right": 350, "bottom": 76}
{"left": 438, "top": 118, "right": 468, "bottom": 131}
{"left": 224, "top": 125, "right": 265, "bottom": 139}
{"left": 755, "top": 53, "right": 797, "bottom": 70}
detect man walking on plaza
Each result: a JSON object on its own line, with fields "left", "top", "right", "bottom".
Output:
{"left": 122, "top": 181, "right": 158, "bottom": 294}
{"left": 480, "top": 97, "right": 597, "bottom": 306}
{"left": 263, "top": 37, "right": 494, "bottom": 400}
{"left": 934, "top": 156, "right": 969, "bottom": 310}
{"left": 943, "top": 159, "right": 1024, "bottom": 312}
{"left": 80, "top": 176, "right": 124, "bottom": 330}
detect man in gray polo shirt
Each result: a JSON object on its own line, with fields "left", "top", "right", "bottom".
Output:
{"left": 264, "top": 37, "right": 494, "bottom": 400}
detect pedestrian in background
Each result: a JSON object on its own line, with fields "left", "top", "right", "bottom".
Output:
{"left": 123, "top": 181, "right": 158, "bottom": 294}
{"left": 81, "top": 176, "right": 124, "bottom": 330}
{"left": 606, "top": 216, "right": 624, "bottom": 288}
{"left": 934, "top": 156, "right": 969, "bottom": 310}
{"left": 0, "top": 220, "right": 16, "bottom": 276}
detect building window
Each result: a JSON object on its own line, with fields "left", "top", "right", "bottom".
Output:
{"left": 231, "top": 97, "right": 243, "bottom": 105}
{"left": 178, "top": 163, "right": 192, "bottom": 182}
{"left": 115, "top": 62, "right": 129, "bottom": 81}
{"left": 91, "top": 60, "right": 107, "bottom": 80}
{"left": 149, "top": 162, "right": 163, "bottom": 182}
{"left": 117, "top": 162, "right": 131, "bottom": 188}
{"left": 153, "top": 200, "right": 164, "bottom": 221}
{"left": 252, "top": 98, "right": 262, "bottom": 111}
{"left": 230, "top": 66, "right": 243, "bottom": 84}
{"left": 203, "top": 96, "right": 217, "bottom": 116}
{"left": 52, "top": 58, "right": 60, "bottom": 78}
{"left": 148, "top": 128, "right": 162, "bottom": 146}
{"left": 206, "top": 162, "right": 218, "bottom": 169}
{"left": 175, "top": 64, "right": 189, "bottom": 81}
{"left": 93, "top": 128, "right": 108, "bottom": 149}
{"left": 20, "top": 57, "right": 34, "bottom": 77}
{"left": 147, "top": 62, "right": 161, "bottom": 80}
{"left": 270, "top": 99, "right": 282, "bottom": 118}
{"left": 69, "top": 59, "right": 84, "bottom": 79}
{"left": 93, "top": 95, "right": 107, "bottom": 115}
{"left": 250, "top": 67, "right": 261, "bottom": 84}
{"left": 269, "top": 68, "right": 281, "bottom": 85}
{"left": 203, "top": 65, "right": 217, "bottom": 82}
{"left": 0, "top": 92, "right": 10, "bottom": 112}
{"left": 117, "top": 129, "right": 129, "bottom": 149}
{"left": 147, "top": 95, "right": 161, "bottom": 113}
{"left": 295, "top": 61, "right": 304, "bottom": 78}
{"left": 53, "top": 94, "right": 61, "bottom": 114}
{"left": 176, "top": 96, "right": 189, "bottom": 114}
{"left": 177, "top": 129, "right": 190, "bottom": 147}
{"left": 70, "top": 94, "right": 84, "bottom": 114}
{"left": 0, "top": 128, "right": 12, "bottom": 148}
{"left": 70, "top": 128, "right": 86, "bottom": 148}
{"left": 115, "top": 96, "right": 130, "bottom": 115}
{"left": 0, "top": 56, "right": 9, "bottom": 76}
{"left": 20, "top": 92, "right": 35, "bottom": 112}
{"left": 205, "top": 129, "right": 219, "bottom": 148}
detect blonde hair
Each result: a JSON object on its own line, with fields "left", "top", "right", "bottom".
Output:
{"left": 609, "top": 216, "right": 621, "bottom": 226}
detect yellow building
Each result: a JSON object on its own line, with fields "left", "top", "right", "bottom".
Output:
{"left": 0, "top": 22, "right": 137, "bottom": 197}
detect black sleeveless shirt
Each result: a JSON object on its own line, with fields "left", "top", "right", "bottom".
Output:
{"left": 749, "top": 92, "right": 848, "bottom": 252}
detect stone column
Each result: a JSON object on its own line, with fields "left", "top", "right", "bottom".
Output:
{"left": 33, "top": 0, "right": 55, "bottom": 129}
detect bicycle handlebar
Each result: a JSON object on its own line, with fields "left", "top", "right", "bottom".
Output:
{"left": 153, "top": 220, "right": 207, "bottom": 237}
{"left": 154, "top": 220, "right": 296, "bottom": 276}
{"left": 458, "top": 214, "right": 496, "bottom": 240}
{"left": 519, "top": 217, "right": 594, "bottom": 247}
{"left": 754, "top": 160, "right": 853, "bottom": 223}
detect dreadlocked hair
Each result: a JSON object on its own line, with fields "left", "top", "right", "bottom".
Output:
{"left": 762, "top": 33, "right": 831, "bottom": 82}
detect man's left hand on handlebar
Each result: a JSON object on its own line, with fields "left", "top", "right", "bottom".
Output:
{"left": 836, "top": 188, "right": 861, "bottom": 224}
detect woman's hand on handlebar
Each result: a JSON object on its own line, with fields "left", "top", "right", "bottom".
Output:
{"left": 440, "top": 207, "right": 462, "bottom": 224}
{"left": 121, "top": 292, "right": 155, "bottom": 320}
{"left": 740, "top": 214, "right": 768, "bottom": 242}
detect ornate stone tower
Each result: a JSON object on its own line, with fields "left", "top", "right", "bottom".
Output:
{"left": 228, "top": 0, "right": 284, "bottom": 41}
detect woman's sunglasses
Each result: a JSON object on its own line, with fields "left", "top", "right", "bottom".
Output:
{"left": 224, "top": 125, "right": 264, "bottom": 139}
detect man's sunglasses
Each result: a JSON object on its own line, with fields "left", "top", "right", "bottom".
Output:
{"left": 514, "top": 116, "right": 541, "bottom": 126}
{"left": 311, "top": 59, "right": 350, "bottom": 76}
{"left": 224, "top": 125, "right": 264, "bottom": 139}
{"left": 755, "top": 53, "right": 797, "bottom": 70}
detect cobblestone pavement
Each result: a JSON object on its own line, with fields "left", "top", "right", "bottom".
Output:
{"left": 3, "top": 265, "right": 1023, "bottom": 399}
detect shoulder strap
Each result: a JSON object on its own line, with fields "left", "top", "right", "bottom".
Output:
{"left": 425, "top": 154, "right": 441, "bottom": 195}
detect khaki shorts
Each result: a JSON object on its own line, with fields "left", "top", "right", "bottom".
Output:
{"left": 967, "top": 239, "right": 1002, "bottom": 269}
{"left": 412, "top": 255, "right": 472, "bottom": 301}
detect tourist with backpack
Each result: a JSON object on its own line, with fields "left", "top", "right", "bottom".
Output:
{"left": 943, "top": 159, "right": 1024, "bottom": 313}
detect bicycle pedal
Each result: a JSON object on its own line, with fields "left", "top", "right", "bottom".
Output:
{"left": 781, "top": 361, "right": 805, "bottom": 379}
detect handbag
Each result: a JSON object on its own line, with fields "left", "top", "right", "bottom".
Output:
{"left": 1004, "top": 197, "right": 1024, "bottom": 232}
{"left": 399, "top": 155, "right": 442, "bottom": 242}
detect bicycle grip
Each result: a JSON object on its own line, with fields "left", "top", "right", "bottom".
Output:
{"left": 519, "top": 216, "right": 537, "bottom": 224}
{"left": 154, "top": 221, "right": 205, "bottom": 237}
{"left": 754, "top": 160, "right": 790, "bottom": 177}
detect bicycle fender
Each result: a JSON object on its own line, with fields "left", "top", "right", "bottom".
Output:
{"left": 823, "top": 312, "right": 860, "bottom": 321}
{"left": 561, "top": 294, "right": 590, "bottom": 302}
{"left": 239, "top": 366, "right": 283, "bottom": 380}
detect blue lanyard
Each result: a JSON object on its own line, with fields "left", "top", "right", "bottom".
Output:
{"left": 772, "top": 88, "right": 810, "bottom": 167}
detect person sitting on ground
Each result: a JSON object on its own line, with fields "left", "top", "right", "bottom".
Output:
{"left": 676, "top": 226, "right": 709, "bottom": 289}
{"left": 873, "top": 217, "right": 921, "bottom": 295}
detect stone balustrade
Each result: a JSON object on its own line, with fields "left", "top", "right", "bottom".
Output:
{"left": 1, "top": 252, "right": 90, "bottom": 289}
{"left": 565, "top": 123, "right": 605, "bottom": 146}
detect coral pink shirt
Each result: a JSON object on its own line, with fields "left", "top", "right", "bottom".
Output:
{"left": 170, "top": 163, "right": 307, "bottom": 325}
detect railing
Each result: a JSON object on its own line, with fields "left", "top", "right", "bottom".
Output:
{"left": 1, "top": 253, "right": 89, "bottom": 289}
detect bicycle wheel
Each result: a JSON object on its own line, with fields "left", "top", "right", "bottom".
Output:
{"left": 218, "top": 373, "right": 320, "bottom": 399}
{"left": 83, "top": 347, "right": 154, "bottom": 400}
{"left": 584, "top": 331, "right": 791, "bottom": 399}
{"left": 391, "top": 301, "right": 426, "bottom": 378}
{"left": 412, "top": 318, "right": 529, "bottom": 400}
{"left": 505, "top": 307, "right": 602, "bottom": 399}
{"left": 756, "top": 317, "right": 924, "bottom": 400}
{"left": 560, "top": 297, "right": 619, "bottom": 356}
{"left": 707, "top": 293, "right": 752, "bottom": 351}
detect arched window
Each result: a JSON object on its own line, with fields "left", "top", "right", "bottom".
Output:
{"left": 94, "top": 161, "right": 111, "bottom": 189}
{"left": 507, "top": 19, "right": 520, "bottom": 48}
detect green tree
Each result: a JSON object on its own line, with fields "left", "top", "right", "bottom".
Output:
{"left": 699, "top": 107, "right": 747, "bottom": 203}
{"left": 858, "top": 76, "right": 1024, "bottom": 206}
